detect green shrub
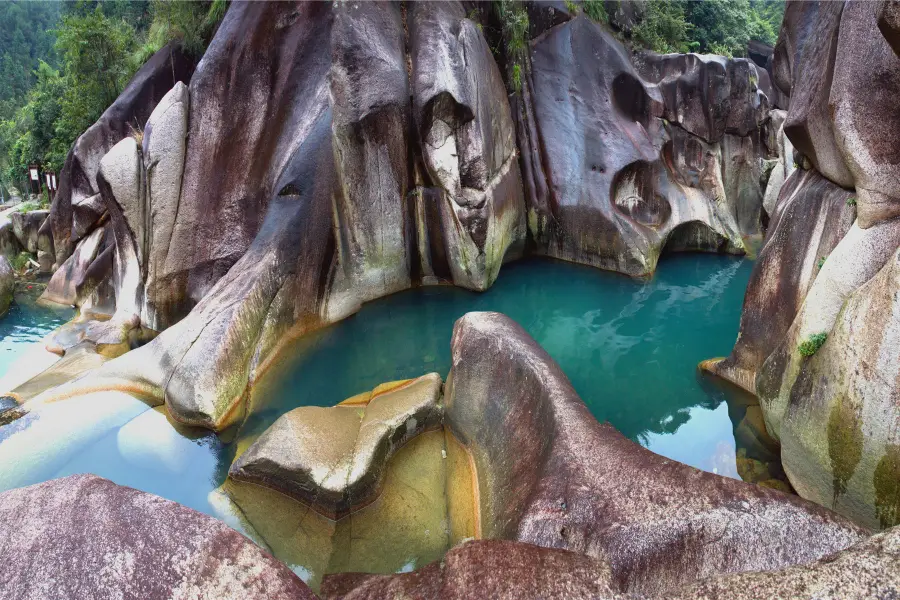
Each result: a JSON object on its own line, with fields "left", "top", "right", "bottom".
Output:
{"left": 17, "top": 200, "right": 39, "bottom": 214}
{"left": 846, "top": 196, "right": 857, "bottom": 207}
{"left": 512, "top": 63, "right": 523, "bottom": 93}
{"left": 798, "top": 332, "right": 828, "bottom": 357}
{"left": 817, "top": 255, "right": 827, "bottom": 270}
{"left": 10, "top": 251, "right": 32, "bottom": 271}
{"left": 564, "top": 0, "right": 579, "bottom": 14}
{"left": 584, "top": 0, "right": 609, "bottom": 23}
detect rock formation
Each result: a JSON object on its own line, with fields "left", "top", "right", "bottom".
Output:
{"left": 42, "top": 41, "right": 195, "bottom": 269}
{"left": 230, "top": 374, "right": 443, "bottom": 519}
{"left": 0, "top": 256, "right": 12, "bottom": 317}
{"left": 708, "top": 0, "right": 900, "bottom": 530}
{"left": 26, "top": 1, "right": 787, "bottom": 434}
{"left": 0, "top": 474, "right": 316, "bottom": 600}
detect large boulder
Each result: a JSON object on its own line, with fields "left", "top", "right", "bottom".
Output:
{"left": 0, "top": 474, "right": 315, "bottom": 600}
{"left": 56, "top": 0, "right": 524, "bottom": 431}
{"left": 769, "top": 249, "right": 900, "bottom": 530}
{"left": 0, "top": 256, "right": 12, "bottom": 318}
{"left": 230, "top": 374, "right": 443, "bottom": 519}
{"left": 703, "top": 169, "right": 855, "bottom": 393}
{"left": 777, "top": 0, "right": 854, "bottom": 189}
{"left": 9, "top": 210, "right": 49, "bottom": 254}
{"left": 322, "top": 528, "right": 900, "bottom": 600}
{"left": 775, "top": 0, "right": 900, "bottom": 228}
{"left": 319, "top": 539, "right": 619, "bottom": 600}
{"left": 829, "top": 0, "right": 900, "bottom": 228}
{"left": 45, "top": 42, "right": 195, "bottom": 269}
{"left": 669, "top": 525, "right": 900, "bottom": 599}
{"left": 41, "top": 226, "right": 109, "bottom": 307}
{"left": 444, "top": 312, "right": 866, "bottom": 595}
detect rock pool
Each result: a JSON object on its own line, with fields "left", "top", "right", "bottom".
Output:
{"left": 1, "top": 254, "right": 763, "bottom": 581}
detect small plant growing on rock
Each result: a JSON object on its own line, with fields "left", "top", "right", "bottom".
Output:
{"left": 847, "top": 196, "right": 857, "bottom": 207}
{"left": 564, "top": 0, "right": 579, "bottom": 13}
{"left": 584, "top": 0, "right": 609, "bottom": 23}
{"left": 10, "top": 251, "right": 32, "bottom": 272}
{"left": 817, "top": 255, "right": 827, "bottom": 270}
{"left": 798, "top": 332, "right": 828, "bottom": 357}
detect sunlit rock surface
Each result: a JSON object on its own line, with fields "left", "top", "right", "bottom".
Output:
{"left": 0, "top": 474, "right": 315, "bottom": 600}
{"left": 219, "top": 428, "right": 477, "bottom": 592}
{"left": 230, "top": 374, "right": 443, "bottom": 519}
{"left": 445, "top": 312, "right": 865, "bottom": 595}
{"left": 45, "top": 41, "right": 195, "bottom": 268}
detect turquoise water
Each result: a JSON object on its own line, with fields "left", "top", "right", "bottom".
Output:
{"left": 0, "top": 287, "right": 73, "bottom": 376}
{"left": 16, "top": 254, "right": 754, "bottom": 517}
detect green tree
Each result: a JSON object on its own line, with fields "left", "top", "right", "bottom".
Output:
{"left": 53, "top": 5, "right": 134, "bottom": 160}
{"left": 632, "top": 0, "right": 694, "bottom": 54}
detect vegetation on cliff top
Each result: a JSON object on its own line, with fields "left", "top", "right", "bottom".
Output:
{"left": 0, "top": 0, "right": 225, "bottom": 196}
{"left": 630, "top": 0, "right": 785, "bottom": 56}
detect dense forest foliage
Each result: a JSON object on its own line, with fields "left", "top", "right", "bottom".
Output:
{"left": 0, "top": 0, "right": 224, "bottom": 198}
{"left": 631, "top": 0, "right": 785, "bottom": 55}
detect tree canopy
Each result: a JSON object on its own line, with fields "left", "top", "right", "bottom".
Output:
{"left": 630, "top": 0, "right": 784, "bottom": 56}
{"left": 0, "top": 0, "right": 225, "bottom": 196}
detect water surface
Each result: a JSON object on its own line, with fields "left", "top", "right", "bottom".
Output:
{"left": 24, "top": 255, "right": 754, "bottom": 516}
{"left": 0, "top": 286, "right": 73, "bottom": 376}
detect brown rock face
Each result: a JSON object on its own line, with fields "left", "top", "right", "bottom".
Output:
{"left": 668, "top": 525, "right": 900, "bottom": 600}
{"left": 319, "top": 539, "right": 619, "bottom": 600}
{"left": 0, "top": 256, "right": 12, "bottom": 318}
{"left": 519, "top": 15, "right": 773, "bottom": 276}
{"left": 704, "top": 169, "right": 855, "bottom": 393}
{"left": 444, "top": 312, "right": 866, "bottom": 595}
{"left": 45, "top": 42, "right": 195, "bottom": 268}
{"left": 775, "top": 0, "right": 900, "bottom": 227}
{"left": 0, "top": 474, "right": 315, "bottom": 600}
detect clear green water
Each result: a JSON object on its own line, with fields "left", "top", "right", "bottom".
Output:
{"left": 7, "top": 254, "right": 753, "bottom": 518}
{"left": 0, "top": 287, "right": 73, "bottom": 375}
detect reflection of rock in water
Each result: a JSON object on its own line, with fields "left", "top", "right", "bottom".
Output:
{"left": 700, "top": 369, "right": 794, "bottom": 494}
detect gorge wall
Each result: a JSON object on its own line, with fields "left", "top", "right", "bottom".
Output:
{"left": 706, "top": 0, "right": 900, "bottom": 531}
{"left": 28, "top": 0, "right": 785, "bottom": 432}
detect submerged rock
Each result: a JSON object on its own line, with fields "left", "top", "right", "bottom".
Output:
{"left": 0, "top": 474, "right": 315, "bottom": 600}
{"left": 445, "top": 312, "right": 866, "bottom": 595}
{"left": 230, "top": 374, "right": 442, "bottom": 520}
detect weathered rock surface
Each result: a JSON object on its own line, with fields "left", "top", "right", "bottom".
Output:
{"left": 519, "top": 15, "right": 775, "bottom": 276}
{"left": 41, "top": 225, "right": 107, "bottom": 306}
{"left": 230, "top": 374, "right": 443, "bottom": 519}
{"left": 765, "top": 249, "right": 900, "bottom": 530}
{"left": 45, "top": 42, "right": 195, "bottom": 268}
{"left": 10, "top": 210, "right": 49, "bottom": 255}
{"left": 445, "top": 312, "right": 867, "bottom": 595}
{"left": 322, "top": 528, "right": 900, "bottom": 600}
{"left": 0, "top": 474, "right": 315, "bottom": 600}
{"left": 669, "top": 525, "right": 900, "bottom": 600}
{"left": 777, "top": 0, "right": 854, "bottom": 189}
{"left": 0, "top": 256, "right": 12, "bottom": 317}
{"left": 704, "top": 169, "right": 855, "bottom": 393}
{"left": 319, "top": 539, "right": 618, "bottom": 600}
